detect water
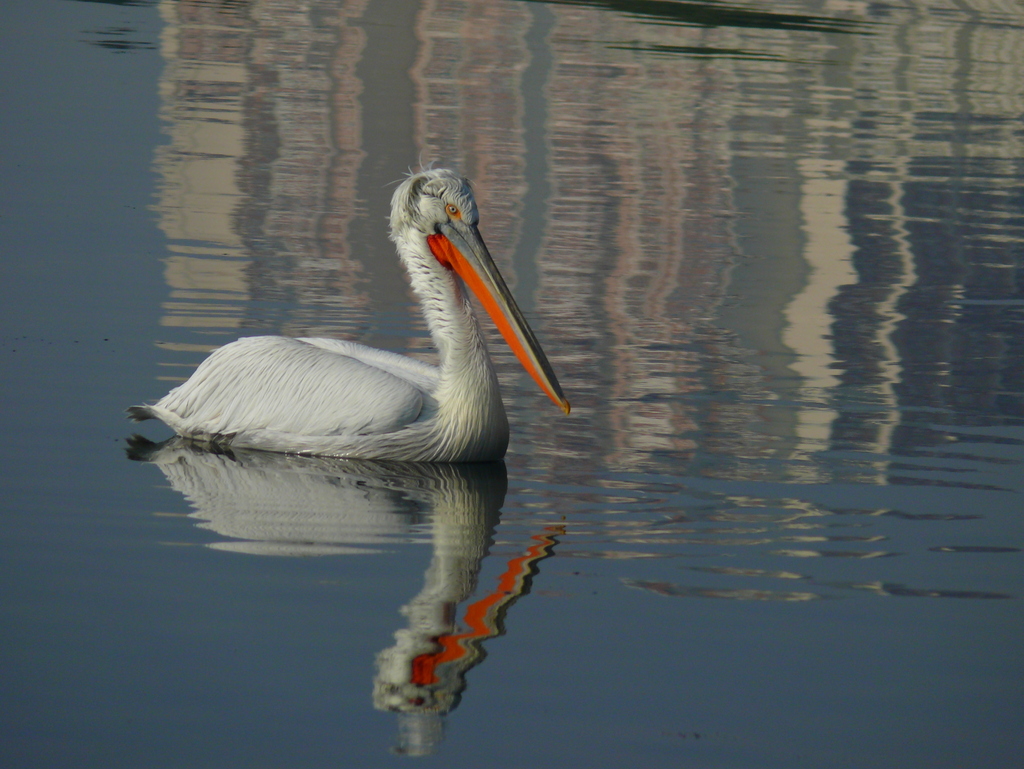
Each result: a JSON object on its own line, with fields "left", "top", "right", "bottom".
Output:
{"left": 2, "top": 0, "right": 1022, "bottom": 766}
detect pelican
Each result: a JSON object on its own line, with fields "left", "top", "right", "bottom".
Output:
{"left": 128, "top": 168, "right": 569, "bottom": 462}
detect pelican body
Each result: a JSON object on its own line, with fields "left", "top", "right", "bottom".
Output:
{"left": 129, "top": 169, "right": 569, "bottom": 462}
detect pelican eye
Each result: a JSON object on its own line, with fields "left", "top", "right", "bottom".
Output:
{"left": 445, "top": 203, "right": 461, "bottom": 218}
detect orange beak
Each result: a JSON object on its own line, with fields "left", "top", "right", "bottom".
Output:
{"left": 428, "top": 222, "right": 570, "bottom": 414}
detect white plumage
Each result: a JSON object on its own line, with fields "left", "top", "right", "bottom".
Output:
{"left": 129, "top": 168, "right": 568, "bottom": 462}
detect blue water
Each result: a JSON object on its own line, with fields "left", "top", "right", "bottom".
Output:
{"left": 2, "top": 1, "right": 1021, "bottom": 767}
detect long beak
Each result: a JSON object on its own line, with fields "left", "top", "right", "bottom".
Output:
{"left": 428, "top": 221, "right": 570, "bottom": 414}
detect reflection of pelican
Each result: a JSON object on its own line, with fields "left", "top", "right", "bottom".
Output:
{"left": 126, "top": 435, "right": 505, "bottom": 556}
{"left": 128, "top": 437, "right": 558, "bottom": 756}
{"left": 376, "top": 524, "right": 561, "bottom": 756}
{"left": 129, "top": 168, "right": 568, "bottom": 462}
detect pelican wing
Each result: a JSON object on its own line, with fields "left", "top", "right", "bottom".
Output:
{"left": 298, "top": 337, "right": 438, "bottom": 393}
{"left": 151, "top": 336, "right": 431, "bottom": 439}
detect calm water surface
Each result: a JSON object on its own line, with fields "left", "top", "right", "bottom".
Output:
{"left": 2, "top": 0, "right": 1022, "bottom": 767}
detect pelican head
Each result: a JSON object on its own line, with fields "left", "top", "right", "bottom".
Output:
{"left": 389, "top": 169, "right": 570, "bottom": 415}
{"left": 390, "top": 168, "right": 480, "bottom": 235}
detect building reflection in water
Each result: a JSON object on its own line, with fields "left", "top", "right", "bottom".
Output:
{"left": 127, "top": 437, "right": 559, "bottom": 755}
{"left": 148, "top": 0, "right": 1024, "bottom": 529}
{"left": 149, "top": 0, "right": 1024, "bottom": 489}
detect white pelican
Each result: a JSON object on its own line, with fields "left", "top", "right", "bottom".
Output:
{"left": 129, "top": 168, "right": 569, "bottom": 462}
